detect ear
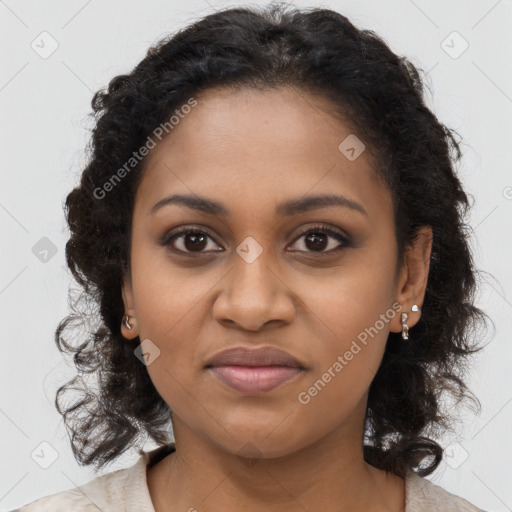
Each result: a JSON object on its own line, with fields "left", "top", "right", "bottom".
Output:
{"left": 390, "top": 225, "right": 433, "bottom": 333}
{"left": 120, "top": 272, "right": 138, "bottom": 340}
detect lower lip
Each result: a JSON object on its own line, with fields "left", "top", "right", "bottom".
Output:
{"left": 208, "top": 365, "right": 303, "bottom": 393}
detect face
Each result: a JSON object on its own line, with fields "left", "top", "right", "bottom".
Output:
{"left": 121, "top": 86, "right": 431, "bottom": 459}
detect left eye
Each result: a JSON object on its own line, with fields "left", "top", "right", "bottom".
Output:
{"left": 288, "top": 226, "right": 349, "bottom": 254}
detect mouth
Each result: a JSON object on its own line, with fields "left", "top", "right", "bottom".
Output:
{"left": 205, "top": 345, "right": 306, "bottom": 394}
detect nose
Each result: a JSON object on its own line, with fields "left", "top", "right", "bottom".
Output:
{"left": 212, "top": 251, "right": 296, "bottom": 332}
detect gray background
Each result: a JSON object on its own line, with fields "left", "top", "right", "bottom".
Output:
{"left": 1, "top": 0, "right": 511, "bottom": 510}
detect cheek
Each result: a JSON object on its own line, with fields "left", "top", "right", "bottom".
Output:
{"left": 131, "top": 242, "right": 221, "bottom": 343}
{"left": 129, "top": 252, "right": 219, "bottom": 395}
{"left": 303, "top": 255, "right": 395, "bottom": 350}
{"left": 296, "top": 257, "right": 397, "bottom": 403}
{"left": 289, "top": 296, "right": 392, "bottom": 442}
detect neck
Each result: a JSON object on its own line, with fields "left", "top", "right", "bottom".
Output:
{"left": 147, "top": 417, "right": 405, "bottom": 512}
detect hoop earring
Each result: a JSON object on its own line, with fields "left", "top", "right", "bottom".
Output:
{"left": 123, "top": 315, "right": 133, "bottom": 330}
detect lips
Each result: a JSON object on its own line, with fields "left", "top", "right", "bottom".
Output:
{"left": 205, "top": 345, "right": 304, "bottom": 369}
{"left": 205, "top": 346, "right": 306, "bottom": 394}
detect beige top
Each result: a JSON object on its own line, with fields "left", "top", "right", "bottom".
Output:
{"left": 12, "top": 443, "right": 486, "bottom": 511}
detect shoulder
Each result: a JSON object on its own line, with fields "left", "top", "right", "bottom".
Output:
{"left": 405, "top": 470, "right": 487, "bottom": 512}
{"left": 8, "top": 488, "right": 103, "bottom": 511}
{"left": 10, "top": 455, "right": 149, "bottom": 512}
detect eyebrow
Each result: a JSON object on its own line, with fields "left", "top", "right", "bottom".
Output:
{"left": 150, "top": 193, "right": 368, "bottom": 217}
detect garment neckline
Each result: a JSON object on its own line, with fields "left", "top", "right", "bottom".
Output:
{"left": 124, "top": 442, "right": 176, "bottom": 512}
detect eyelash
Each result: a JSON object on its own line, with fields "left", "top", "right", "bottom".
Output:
{"left": 159, "top": 223, "right": 351, "bottom": 257}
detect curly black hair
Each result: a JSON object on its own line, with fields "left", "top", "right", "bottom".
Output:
{"left": 55, "top": 1, "right": 492, "bottom": 477}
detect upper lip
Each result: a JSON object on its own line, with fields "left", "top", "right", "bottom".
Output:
{"left": 205, "top": 346, "right": 305, "bottom": 369}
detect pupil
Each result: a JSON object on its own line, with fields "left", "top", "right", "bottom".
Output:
{"left": 185, "top": 232, "right": 207, "bottom": 251}
{"left": 306, "top": 232, "right": 327, "bottom": 251}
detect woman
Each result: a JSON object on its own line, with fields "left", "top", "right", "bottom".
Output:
{"left": 14, "top": 2, "right": 490, "bottom": 511}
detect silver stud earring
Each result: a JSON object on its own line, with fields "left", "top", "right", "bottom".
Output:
{"left": 123, "top": 315, "right": 133, "bottom": 330}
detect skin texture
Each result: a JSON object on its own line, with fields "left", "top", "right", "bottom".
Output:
{"left": 120, "top": 86, "right": 433, "bottom": 512}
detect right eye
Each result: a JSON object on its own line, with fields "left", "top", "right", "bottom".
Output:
{"left": 160, "top": 227, "right": 224, "bottom": 255}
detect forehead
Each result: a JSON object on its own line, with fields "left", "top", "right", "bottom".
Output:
{"left": 134, "top": 86, "right": 392, "bottom": 221}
